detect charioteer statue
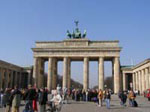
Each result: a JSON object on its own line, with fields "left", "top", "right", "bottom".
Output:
{"left": 67, "top": 21, "right": 87, "bottom": 39}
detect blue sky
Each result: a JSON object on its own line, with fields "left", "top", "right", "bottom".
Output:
{"left": 0, "top": 0, "right": 150, "bottom": 87}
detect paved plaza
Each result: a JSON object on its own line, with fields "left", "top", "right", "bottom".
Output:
{"left": 0, "top": 95, "right": 150, "bottom": 112}
{"left": 60, "top": 95, "right": 150, "bottom": 112}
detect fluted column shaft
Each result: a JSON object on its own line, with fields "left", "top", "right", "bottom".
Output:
{"left": 47, "top": 57, "right": 53, "bottom": 91}
{"left": 19, "top": 72, "right": 22, "bottom": 88}
{"left": 135, "top": 72, "right": 139, "bottom": 91}
{"left": 141, "top": 70, "right": 145, "bottom": 93}
{"left": 145, "top": 68, "right": 149, "bottom": 89}
{"left": 123, "top": 73, "right": 127, "bottom": 91}
{"left": 133, "top": 73, "right": 136, "bottom": 91}
{"left": 1, "top": 69, "right": 4, "bottom": 89}
{"left": 33, "top": 58, "right": 39, "bottom": 87}
{"left": 83, "top": 57, "right": 89, "bottom": 91}
{"left": 63, "top": 57, "right": 68, "bottom": 89}
{"left": 0, "top": 68, "right": 2, "bottom": 89}
{"left": 67, "top": 59, "right": 71, "bottom": 89}
{"left": 14, "top": 71, "right": 18, "bottom": 86}
{"left": 52, "top": 58, "right": 57, "bottom": 89}
{"left": 37, "top": 58, "right": 44, "bottom": 88}
{"left": 138, "top": 71, "right": 142, "bottom": 94}
{"left": 114, "top": 57, "right": 120, "bottom": 94}
{"left": 98, "top": 57, "right": 104, "bottom": 90}
{"left": 10, "top": 70, "right": 14, "bottom": 88}
{"left": 5, "top": 69, "right": 9, "bottom": 88}
{"left": 149, "top": 67, "right": 150, "bottom": 88}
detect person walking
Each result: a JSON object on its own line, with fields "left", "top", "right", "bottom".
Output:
{"left": 24, "top": 85, "right": 36, "bottom": 112}
{"left": 32, "top": 87, "right": 38, "bottom": 112}
{"left": 39, "top": 88, "right": 48, "bottom": 112}
{"left": 4, "top": 88, "right": 12, "bottom": 112}
{"left": 98, "top": 89, "right": 103, "bottom": 107}
{"left": 62, "top": 87, "right": 68, "bottom": 104}
{"left": 119, "top": 91, "right": 127, "bottom": 106}
{"left": 128, "top": 90, "right": 137, "bottom": 107}
{"left": 10, "top": 86, "right": 22, "bottom": 112}
{"left": 104, "top": 89, "right": 111, "bottom": 109}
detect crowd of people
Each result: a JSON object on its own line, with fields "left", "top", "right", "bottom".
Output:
{"left": 71, "top": 88, "right": 111, "bottom": 108}
{"left": 0, "top": 85, "right": 50, "bottom": 112}
{"left": 0, "top": 84, "right": 139, "bottom": 112}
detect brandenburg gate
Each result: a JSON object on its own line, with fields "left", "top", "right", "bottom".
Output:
{"left": 32, "top": 22, "right": 122, "bottom": 93}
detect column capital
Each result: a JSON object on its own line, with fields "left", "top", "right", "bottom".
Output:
{"left": 145, "top": 67, "right": 149, "bottom": 73}
{"left": 114, "top": 56, "right": 120, "bottom": 59}
{"left": 99, "top": 57, "right": 104, "bottom": 60}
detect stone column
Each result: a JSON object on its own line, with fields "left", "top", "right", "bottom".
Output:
{"left": 112, "top": 60, "right": 114, "bottom": 89}
{"left": 5, "top": 69, "right": 8, "bottom": 88}
{"left": 4, "top": 69, "right": 7, "bottom": 88}
{"left": 63, "top": 57, "right": 68, "bottom": 89}
{"left": 33, "top": 57, "right": 39, "bottom": 87}
{"left": 0, "top": 68, "right": 2, "bottom": 89}
{"left": 19, "top": 72, "right": 22, "bottom": 88}
{"left": 135, "top": 72, "right": 139, "bottom": 91}
{"left": 17, "top": 72, "right": 20, "bottom": 86}
{"left": 27, "top": 70, "right": 32, "bottom": 85}
{"left": 120, "top": 71, "right": 123, "bottom": 91}
{"left": 114, "top": 57, "right": 120, "bottom": 94}
{"left": 132, "top": 73, "right": 136, "bottom": 91}
{"left": 52, "top": 58, "right": 57, "bottom": 89}
{"left": 38, "top": 58, "right": 45, "bottom": 88}
{"left": 141, "top": 70, "right": 145, "bottom": 93}
{"left": 149, "top": 67, "right": 150, "bottom": 88}
{"left": 98, "top": 57, "right": 104, "bottom": 90}
{"left": 10, "top": 70, "right": 13, "bottom": 88}
{"left": 123, "top": 73, "right": 127, "bottom": 91}
{"left": 138, "top": 71, "right": 142, "bottom": 94}
{"left": 1, "top": 69, "right": 4, "bottom": 89}
{"left": 12, "top": 71, "right": 16, "bottom": 88}
{"left": 14, "top": 71, "right": 17, "bottom": 86}
{"left": 67, "top": 58, "right": 71, "bottom": 89}
{"left": 7, "top": 70, "right": 10, "bottom": 88}
{"left": 47, "top": 57, "right": 53, "bottom": 91}
{"left": 145, "top": 68, "right": 149, "bottom": 89}
{"left": 83, "top": 57, "right": 89, "bottom": 91}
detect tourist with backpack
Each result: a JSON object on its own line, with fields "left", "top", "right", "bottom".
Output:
{"left": 128, "top": 90, "right": 138, "bottom": 107}
{"left": 98, "top": 89, "right": 103, "bottom": 107}
{"left": 10, "top": 86, "right": 22, "bottom": 112}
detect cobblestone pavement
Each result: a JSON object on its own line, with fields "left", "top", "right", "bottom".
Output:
{"left": 0, "top": 95, "right": 150, "bottom": 112}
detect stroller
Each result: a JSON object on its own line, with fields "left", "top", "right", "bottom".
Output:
{"left": 46, "top": 101, "right": 62, "bottom": 112}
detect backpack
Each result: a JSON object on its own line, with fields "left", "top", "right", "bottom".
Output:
{"left": 132, "top": 100, "right": 138, "bottom": 107}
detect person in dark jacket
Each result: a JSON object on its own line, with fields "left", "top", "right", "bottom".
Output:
{"left": 39, "top": 88, "right": 48, "bottom": 112}
{"left": 24, "top": 85, "right": 36, "bottom": 111}
{"left": 119, "top": 91, "right": 127, "bottom": 106}
{"left": 4, "top": 88, "right": 12, "bottom": 112}
{"left": 104, "top": 89, "right": 111, "bottom": 109}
